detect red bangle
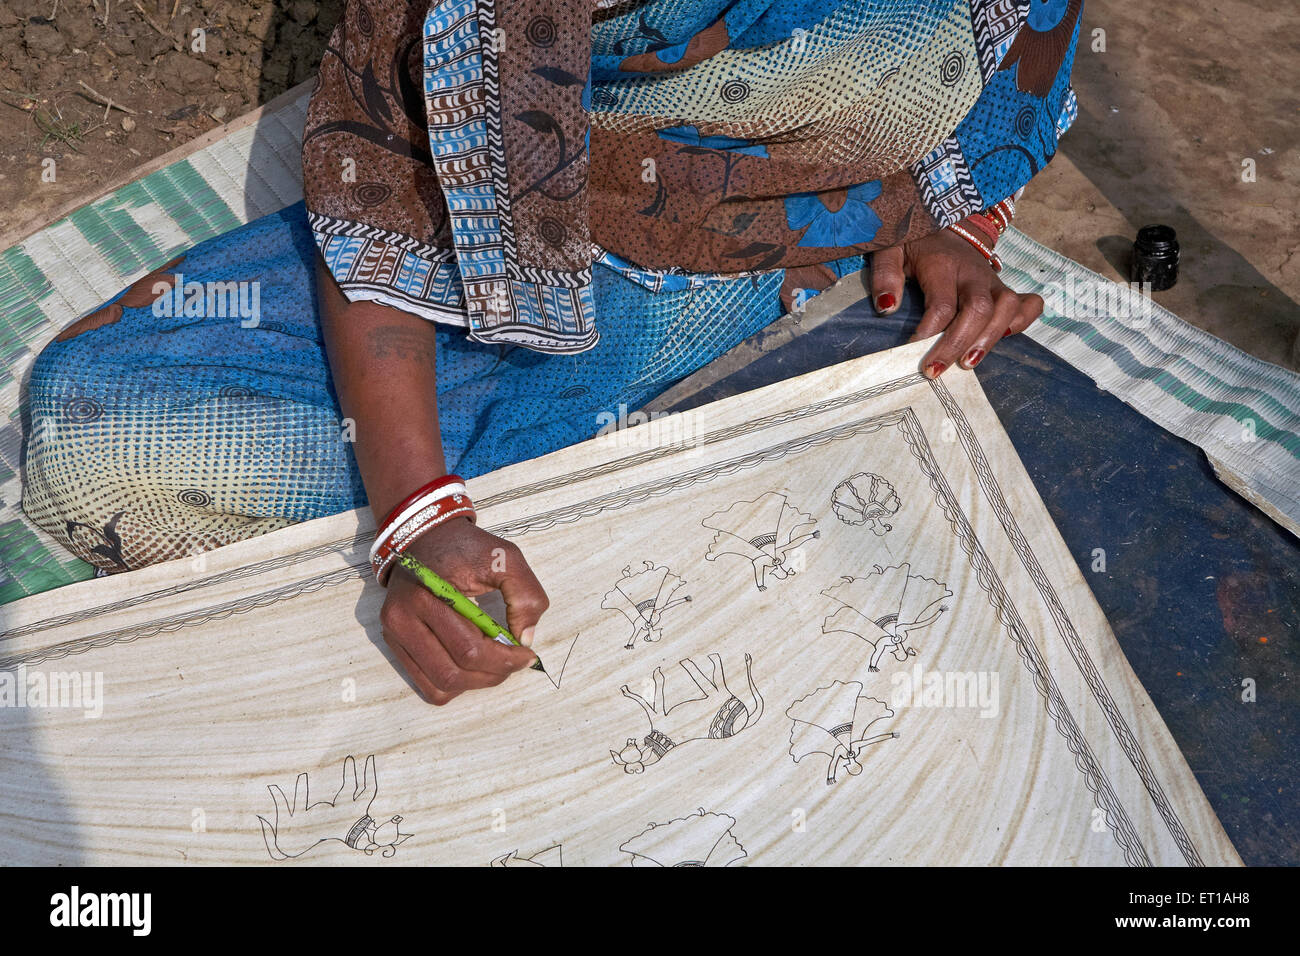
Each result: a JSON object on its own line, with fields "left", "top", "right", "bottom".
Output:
{"left": 372, "top": 494, "right": 477, "bottom": 584}
{"left": 946, "top": 222, "right": 1003, "bottom": 272}
{"left": 379, "top": 474, "right": 464, "bottom": 532}
{"left": 988, "top": 197, "right": 1015, "bottom": 232}
{"left": 962, "top": 212, "right": 1001, "bottom": 247}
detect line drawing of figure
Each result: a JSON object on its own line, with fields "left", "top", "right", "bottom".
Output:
{"left": 786, "top": 681, "right": 899, "bottom": 785}
{"left": 702, "top": 492, "right": 820, "bottom": 591}
{"left": 258, "top": 754, "right": 412, "bottom": 860}
{"left": 601, "top": 562, "right": 692, "bottom": 649}
{"left": 830, "top": 472, "right": 902, "bottom": 534}
{"left": 619, "top": 808, "right": 747, "bottom": 866}
{"left": 822, "top": 563, "right": 952, "bottom": 671}
{"left": 610, "top": 653, "right": 763, "bottom": 773}
{"left": 491, "top": 845, "right": 563, "bottom": 867}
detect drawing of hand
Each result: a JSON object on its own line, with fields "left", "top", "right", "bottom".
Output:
{"left": 259, "top": 754, "right": 379, "bottom": 859}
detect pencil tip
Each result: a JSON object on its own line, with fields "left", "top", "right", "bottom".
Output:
{"left": 532, "top": 659, "right": 547, "bottom": 673}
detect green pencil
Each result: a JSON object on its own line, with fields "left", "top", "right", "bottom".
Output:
{"left": 396, "top": 552, "right": 546, "bottom": 673}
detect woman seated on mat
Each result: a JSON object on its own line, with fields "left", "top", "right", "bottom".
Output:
{"left": 23, "top": 0, "right": 1081, "bottom": 703}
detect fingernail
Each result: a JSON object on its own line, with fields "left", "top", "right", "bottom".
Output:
{"left": 962, "top": 347, "right": 986, "bottom": 369}
{"left": 923, "top": 360, "right": 947, "bottom": 379}
{"left": 875, "top": 292, "right": 896, "bottom": 313}
{"left": 1002, "top": 328, "right": 1014, "bottom": 338}
{"left": 519, "top": 626, "right": 535, "bottom": 647}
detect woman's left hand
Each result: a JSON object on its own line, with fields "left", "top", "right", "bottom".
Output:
{"left": 869, "top": 228, "right": 1044, "bottom": 378}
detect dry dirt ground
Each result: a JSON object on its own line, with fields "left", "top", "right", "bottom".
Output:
{"left": 1014, "top": 1, "right": 1299, "bottom": 369}
{"left": 0, "top": 0, "right": 1296, "bottom": 368}
{"left": 0, "top": 0, "right": 339, "bottom": 233}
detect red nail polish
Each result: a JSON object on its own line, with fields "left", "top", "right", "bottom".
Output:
{"left": 875, "top": 292, "right": 896, "bottom": 312}
{"left": 963, "top": 347, "right": 986, "bottom": 368}
{"left": 1002, "top": 328, "right": 1014, "bottom": 338}
{"left": 924, "top": 360, "right": 947, "bottom": 378}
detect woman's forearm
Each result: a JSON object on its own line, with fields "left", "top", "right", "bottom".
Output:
{"left": 314, "top": 255, "right": 448, "bottom": 523}
{"left": 314, "top": 255, "right": 547, "bottom": 703}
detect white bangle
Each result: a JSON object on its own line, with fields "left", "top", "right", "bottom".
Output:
{"left": 368, "top": 482, "right": 468, "bottom": 565}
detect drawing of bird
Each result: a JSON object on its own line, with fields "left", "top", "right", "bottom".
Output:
{"left": 786, "top": 681, "right": 899, "bottom": 785}
{"left": 702, "top": 492, "right": 820, "bottom": 591}
{"left": 822, "top": 563, "right": 952, "bottom": 671}
{"left": 830, "top": 472, "right": 902, "bottom": 534}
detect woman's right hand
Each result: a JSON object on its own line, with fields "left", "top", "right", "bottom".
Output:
{"left": 379, "top": 516, "right": 549, "bottom": 705}
{"left": 314, "top": 260, "right": 548, "bottom": 705}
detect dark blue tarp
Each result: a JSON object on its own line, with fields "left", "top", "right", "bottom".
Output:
{"left": 663, "top": 277, "right": 1299, "bottom": 866}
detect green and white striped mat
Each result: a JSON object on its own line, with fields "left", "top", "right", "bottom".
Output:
{"left": 0, "top": 94, "right": 309, "bottom": 604}
{"left": 997, "top": 233, "right": 1300, "bottom": 536}
{"left": 0, "top": 88, "right": 1295, "bottom": 605}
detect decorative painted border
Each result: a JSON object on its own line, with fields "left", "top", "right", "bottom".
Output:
{"left": 0, "top": 371, "right": 1202, "bottom": 866}
{"left": 929, "top": 376, "right": 1201, "bottom": 865}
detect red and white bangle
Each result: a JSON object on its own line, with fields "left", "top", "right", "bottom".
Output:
{"left": 946, "top": 221, "right": 1003, "bottom": 272}
{"left": 946, "top": 195, "right": 1016, "bottom": 272}
{"left": 376, "top": 474, "right": 462, "bottom": 532}
{"left": 369, "top": 475, "right": 477, "bottom": 583}
{"left": 986, "top": 196, "right": 1016, "bottom": 234}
